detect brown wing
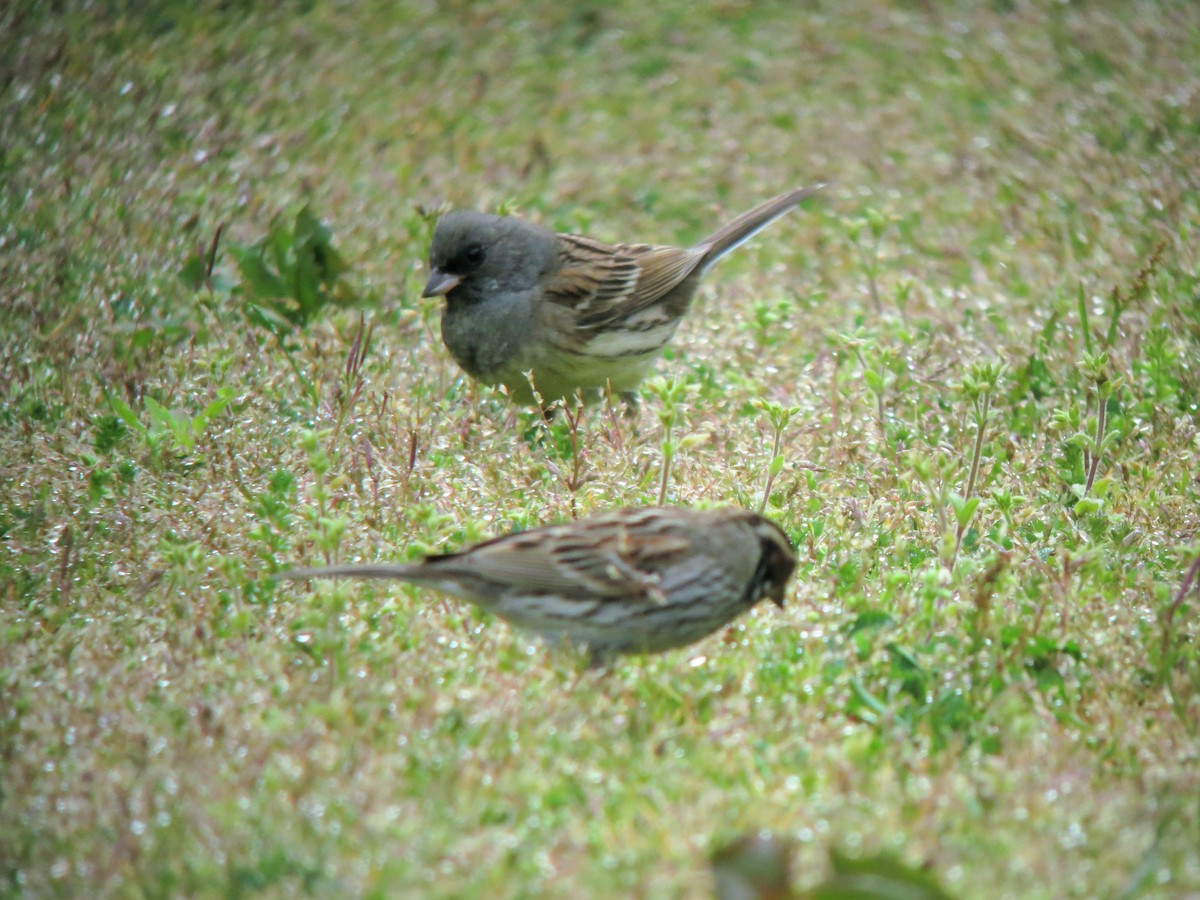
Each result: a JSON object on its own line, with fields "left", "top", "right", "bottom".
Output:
{"left": 429, "top": 509, "right": 696, "bottom": 601}
{"left": 545, "top": 234, "right": 707, "bottom": 336}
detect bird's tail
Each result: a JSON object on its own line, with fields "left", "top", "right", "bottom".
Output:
{"left": 279, "top": 563, "right": 426, "bottom": 582}
{"left": 698, "top": 184, "right": 826, "bottom": 269}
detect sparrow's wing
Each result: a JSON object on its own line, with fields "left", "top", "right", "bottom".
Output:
{"left": 612, "top": 242, "right": 709, "bottom": 317}
{"left": 545, "top": 234, "right": 707, "bottom": 338}
{"left": 429, "top": 511, "right": 696, "bottom": 602}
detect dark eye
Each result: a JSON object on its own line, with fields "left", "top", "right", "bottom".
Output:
{"left": 464, "top": 243, "right": 485, "bottom": 265}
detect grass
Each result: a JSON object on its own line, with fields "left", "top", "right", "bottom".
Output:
{"left": 3, "top": 0, "right": 1199, "bottom": 896}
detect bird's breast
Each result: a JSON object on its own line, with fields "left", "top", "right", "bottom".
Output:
{"left": 440, "top": 289, "right": 535, "bottom": 383}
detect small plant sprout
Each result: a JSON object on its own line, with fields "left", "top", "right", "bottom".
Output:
{"left": 1053, "top": 350, "right": 1123, "bottom": 516}
{"left": 248, "top": 469, "right": 298, "bottom": 565}
{"left": 524, "top": 368, "right": 548, "bottom": 412}
{"left": 331, "top": 313, "right": 374, "bottom": 432}
{"left": 178, "top": 222, "right": 228, "bottom": 297}
{"left": 989, "top": 486, "right": 1026, "bottom": 538}
{"left": 525, "top": 391, "right": 592, "bottom": 519}
{"left": 558, "top": 393, "right": 591, "bottom": 518}
{"left": 645, "top": 375, "right": 695, "bottom": 505}
{"left": 108, "top": 387, "right": 236, "bottom": 461}
{"left": 751, "top": 398, "right": 799, "bottom": 514}
{"left": 297, "top": 428, "right": 347, "bottom": 562}
{"left": 848, "top": 333, "right": 900, "bottom": 444}
{"left": 1077, "top": 240, "right": 1167, "bottom": 353}
{"left": 749, "top": 295, "right": 794, "bottom": 347}
{"left": 893, "top": 276, "right": 914, "bottom": 321}
{"left": 158, "top": 532, "right": 205, "bottom": 594}
{"left": 948, "top": 361, "right": 1004, "bottom": 569}
{"left": 844, "top": 206, "right": 891, "bottom": 313}
{"left": 1157, "top": 547, "right": 1200, "bottom": 721}
{"left": 1076, "top": 350, "right": 1122, "bottom": 502}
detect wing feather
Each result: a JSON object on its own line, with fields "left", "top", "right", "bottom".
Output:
{"left": 541, "top": 234, "right": 707, "bottom": 345}
{"left": 429, "top": 511, "right": 696, "bottom": 600}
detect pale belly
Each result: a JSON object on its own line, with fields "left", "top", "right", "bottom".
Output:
{"left": 496, "top": 348, "right": 662, "bottom": 403}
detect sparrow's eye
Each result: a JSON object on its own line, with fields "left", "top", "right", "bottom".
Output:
{"left": 464, "top": 244, "right": 486, "bottom": 265}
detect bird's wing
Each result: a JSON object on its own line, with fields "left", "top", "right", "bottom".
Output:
{"left": 544, "top": 234, "right": 708, "bottom": 341}
{"left": 429, "top": 513, "right": 696, "bottom": 602}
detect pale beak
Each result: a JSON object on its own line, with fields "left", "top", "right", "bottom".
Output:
{"left": 422, "top": 268, "right": 461, "bottom": 298}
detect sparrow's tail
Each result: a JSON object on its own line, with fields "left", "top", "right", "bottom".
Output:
{"left": 698, "top": 184, "right": 827, "bottom": 269}
{"left": 279, "top": 563, "right": 426, "bottom": 582}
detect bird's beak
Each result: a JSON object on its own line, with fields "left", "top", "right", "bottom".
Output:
{"left": 769, "top": 589, "right": 786, "bottom": 609}
{"left": 422, "top": 268, "right": 461, "bottom": 298}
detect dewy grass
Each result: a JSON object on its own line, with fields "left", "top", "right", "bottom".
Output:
{"left": 3, "top": 1, "right": 1200, "bottom": 897}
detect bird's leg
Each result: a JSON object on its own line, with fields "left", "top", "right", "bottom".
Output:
{"left": 620, "top": 390, "right": 640, "bottom": 417}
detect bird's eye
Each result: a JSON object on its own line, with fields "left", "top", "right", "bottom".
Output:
{"left": 464, "top": 244, "right": 485, "bottom": 265}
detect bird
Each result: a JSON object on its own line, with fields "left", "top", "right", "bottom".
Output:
{"left": 421, "top": 186, "right": 825, "bottom": 405}
{"left": 281, "top": 506, "right": 796, "bottom": 667}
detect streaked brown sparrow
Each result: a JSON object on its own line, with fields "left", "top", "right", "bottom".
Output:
{"left": 282, "top": 506, "right": 796, "bottom": 666}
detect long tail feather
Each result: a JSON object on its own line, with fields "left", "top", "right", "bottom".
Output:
{"left": 698, "top": 183, "right": 827, "bottom": 268}
{"left": 279, "top": 564, "right": 423, "bottom": 581}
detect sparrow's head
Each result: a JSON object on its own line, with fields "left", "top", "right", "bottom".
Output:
{"left": 423, "top": 210, "right": 557, "bottom": 301}
{"left": 747, "top": 514, "right": 797, "bottom": 608}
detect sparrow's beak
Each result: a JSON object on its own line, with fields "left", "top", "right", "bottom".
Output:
{"left": 422, "top": 268, "right": 461, "bottom": 298}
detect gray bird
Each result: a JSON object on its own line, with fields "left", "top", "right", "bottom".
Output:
{"left": 422, "top": 186, "right": 825, "bottom": 404}
{"left": 281, "top": 506, "right": 796, "bottom": 667}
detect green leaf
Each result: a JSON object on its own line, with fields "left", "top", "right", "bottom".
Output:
{"left": 885, "top": 643, "right": 922, "bottom": 672}
{"left": 234, "top": 248, "right": 289, "bottom": 300}
{"left": 200, "top": 386, "right": 236, "bottom": 423}
{"left": 244, "top": 302, "right": 294, "bottom": 337}
{"left": 108, "top": 397, "right": 148, "bottom": 436}
{"left": 179, "top": 252, "right": 207, "bottom": 291}
{"left": 143, "top": 397, "right": 173, "bottom": 432}
{"left": 949, "top": 494, "right": 980, "bottom": 529}
{"left": 848, "top": 678, "right": 889, "bottom": 721}
{"left": 292, "top": 241, "right": 320, "bottom": 320}
{"left": 847, "top": 610, "right": 893, "bottom": 634}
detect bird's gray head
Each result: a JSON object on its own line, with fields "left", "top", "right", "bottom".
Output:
{"left": 422, "top": 210, "right": 558, "bottom": 302}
